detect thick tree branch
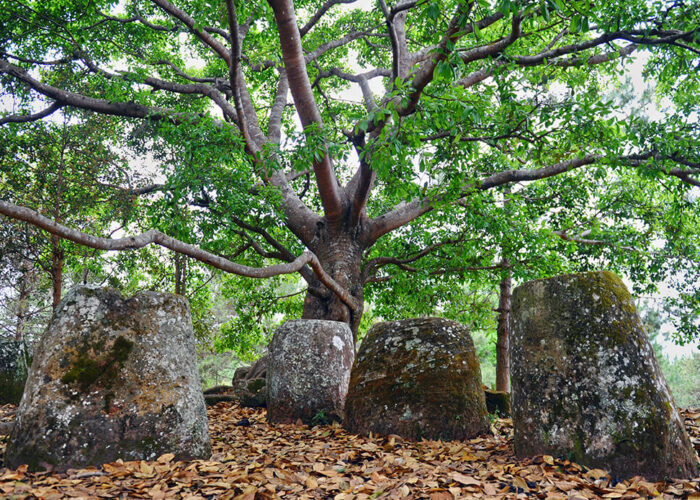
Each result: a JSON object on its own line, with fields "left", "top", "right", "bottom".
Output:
{"left": 225, "top": 0, "right": 259, "bottom": 150}
{"left": 369, "top": 154, "right": 600, "bottom": 244}
{"left": 623, "top": 153, "right": 700, "bottom": 187}
{"left": 138, "top": 74, "right": 238, "bottom": 121}
{"left": 268, "top": 0, "right": 344, "bottom": 221}
{"left": 150, "top": 0, "right": 231, "bottom": 64}
{"left": 0, "top": 58, "right": 216, "bottom": 124}
{"left": 0, "top": 102, "right": 64, "bottom": 125}
{"left": 96, "top": 183, "right": 165, "bottom": 196}
{"left": 378, "top": 0, "right": 401, "bottom": 81}
{"left": 369, "top": 148, "right": 700, "bottom": 245}
{"left": 511, "top": 29, "right": 695, "bottom": 67}
{"left": 93, "top": 8, "right": 176, "bottom": 32}
{"left": 267, "top": 69, "right": 289, "bottom": 143}
{"left": 366, "top": 262, "right": 504, "bottom": 283}
{"left": 408, "top": 12, "right": 505, "bottom": 65}
{"left": 0, "top": 200, "right": 357, "bottom": 312}
{"left": 299, "top": 0, "right": 356, "bottom": 37}
{"left": 362, "top": 235, "right": 470, "bottom": 281}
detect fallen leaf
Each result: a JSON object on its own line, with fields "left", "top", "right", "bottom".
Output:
{"left": 450, "top": 472, "right": 480, "bottom": 486}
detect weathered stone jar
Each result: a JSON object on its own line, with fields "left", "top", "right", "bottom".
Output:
{"left": 4, "top": 286, "right": 211, "bottom": 471}
{"left": 266, "top": 320, "right": 354, "bottom": 425}
{"left": 510, "top": 271, "right": 696, "bottom": 480}
{"left": 344, "top": 317, "right": 489, "bottom": 441}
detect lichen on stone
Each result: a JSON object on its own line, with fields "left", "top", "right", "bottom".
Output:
{"left": 61, "top": 335, "right": 134, "bottom": 392}
{"left": 510, "top": 271, "right": 696, "bottom": 480}
{"left": 4, "top": 285, "right": 211, "bottom": 471}
{"left": 344, "top": 317, "right": 489, "bottom": 441}
{"left": 267, "top": 320, "right": 354, "bottom": 425}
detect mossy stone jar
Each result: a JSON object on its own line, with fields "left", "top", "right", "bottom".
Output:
{"left": 4, "top": 286, "right": 211, "bottom": 471}
{"left": 510, "top": 271, "right": 696, "bottom": 480}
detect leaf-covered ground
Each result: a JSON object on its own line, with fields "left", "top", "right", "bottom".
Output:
{"left": 0, "top": 403, "right": 698, "bottom": 499}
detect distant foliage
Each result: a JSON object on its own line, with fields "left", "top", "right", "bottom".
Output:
{"left": 641, "top": 302, "right": 700, "bottom": 408}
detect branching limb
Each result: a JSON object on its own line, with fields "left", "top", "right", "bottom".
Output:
{"left": 362, "top": 235, "right": 471, "bottom": 282}
{"left": 268, "top": 0, "right": 344, "bottom": 221}
{"left": 225, "top": 0, "right": 261, "bottom": 151}
{"left": 512, "top": 29, "right": 696, "bottom": 67}
{"left": 299, "top": 0, "right": 356, "bottom": 36}
{"left": 150, "top": 0, "right": 231, "bottom": 64}
{"left": 368, "top": 154, "right": 600, "bottom": 244}
{"left": 366, "top": 262, "right": 505, "bottom": 283}
{"left": 316, "top": 67, "right": 389, "bottom": 111}
{"left": 267, "top": 69, "right": 289, "bottom": 143}
{"left": 96, "top": 183, "right": 165, "bottom": 195}
{"left": 623, "top": 153, "right": 700, "bottom": 187}
{"left": 378, "top": 0, "right": 405, "bottom": 81}
{"left": 93, "top": 5, "right": 176, "bottom": 32}
{"left": 370, "top": 148, "right": 700, "bottom": 246}
{"left": 0, "top": 199, "right": 357, "bottom": 312}
{"left": 409, "top": 12, "right": 505, "bottom": 66}
{"left": 0, "top": 58, "right": 220, "bottom": 124}
{"left": 0, "top": 102, "right": 64, "bottom": 125}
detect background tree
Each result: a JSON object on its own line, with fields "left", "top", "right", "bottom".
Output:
{"left": 0, "top": 0, "right": 698, "bottom": 344}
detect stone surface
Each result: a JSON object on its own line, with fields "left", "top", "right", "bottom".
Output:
{"left": 510, "top": 271, "right": 696, "bottom": 480}
{"left": 4, "top": 286, "right": 211, "bottom": 471}
{"left": 232, "top": 356, "right": 267, "bottom": 408}
{"left": 267, "top": 320, "right": 354, "bottom": 425}
{"left": 344, "top": 317, "right": 489, "bottom": 441}
{"left": 0, "top": 340, "right": 30, "bottom": 405}
{"left": 484, "top": 390, "right": 511, "bottom": 417}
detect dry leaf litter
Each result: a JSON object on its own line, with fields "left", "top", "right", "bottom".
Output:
{"left": 0, "top": 403, "right": 698, "bottom": 499}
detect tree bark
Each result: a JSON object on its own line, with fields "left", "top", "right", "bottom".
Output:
{"left": 301, "top": 217, "right": 368, "bottom": 341}
{"left": 51, "top": 235, "right": 64, "bottom": 310}
{"left": 495, "top": 262, "right": 512, "bottom": 392}
{"left": 15, "top": 259, "right": 37, "bottom": 341}
{"left": 174, "top": 253, "right": 187, "bottom": 296}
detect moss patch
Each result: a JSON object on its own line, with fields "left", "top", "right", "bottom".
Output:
{"left": 61, "top": 335, "right": 134, "bottom": 392}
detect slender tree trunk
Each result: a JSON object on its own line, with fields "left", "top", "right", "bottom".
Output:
{"left": 51, "top": 235, "right": 64, "bottom": 310}
{"left": 174, "top": 253, "right": 187, "bottom": 296}
{"left": 16, "top": 274, "right": 29, "bottom": 342}
{"left": 495, "top": 261, "right": 512, "bottom": 392}
{"left": 51, "top": 120, "right": 67, "bottom": 310}
{"left": 15, "top": 259, "right": 37, "bottom": 341}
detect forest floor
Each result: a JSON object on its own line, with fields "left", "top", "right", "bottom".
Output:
{"left": 0, "top": 402, "right": 698, "bottom": 499}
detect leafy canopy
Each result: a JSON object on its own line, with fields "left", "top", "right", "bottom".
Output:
{"left": 0, "top": 0, "right": 698, "bottom": 342}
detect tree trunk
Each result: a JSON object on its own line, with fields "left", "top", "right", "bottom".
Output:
{"left": 51, "top": 234, "right": 64, "bottom": 310}
{"left": 15, "top": 259, "right": 37, "bottom": 341}
{"left": 301, "top": 219, "right": 366, "bottom": 342}
{"left": 495, "top": 263, "right": 512, "bottom": 392}
{"left": 174, "top": 253, "right": 187, "bottom": 296}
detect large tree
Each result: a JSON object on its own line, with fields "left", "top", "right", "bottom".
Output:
{"left": 1, "top": 0, "right": 698, "bottom": 338}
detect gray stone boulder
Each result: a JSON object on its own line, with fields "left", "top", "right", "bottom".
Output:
{"left": 344, "top": 317, "right": 489, "bottom": 441}
{"left": 510, "top": 271, "right": 696, "bottom": 480}
{"left": 267, "top": 320, "right": 353, "bottom": 425}
{"left": 232, "top": 355, "right": 267, "bottom": 408}
{"left": 4, "top": 286, "right": 211, "bottom": 471}
{"left": 0, "top": 339, "right": 30, "bottom": 404}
